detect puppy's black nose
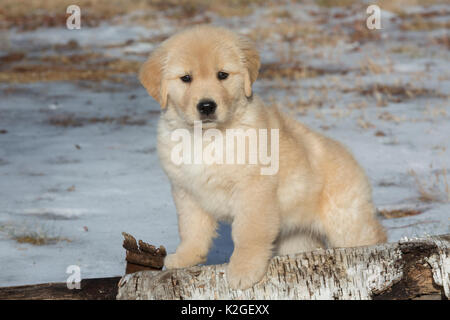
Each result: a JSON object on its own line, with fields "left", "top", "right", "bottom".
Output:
{"left": 197, "top": 99, "right": 217, "bottom": 116}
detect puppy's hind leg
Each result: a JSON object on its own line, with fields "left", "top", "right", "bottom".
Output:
{"left": 320, "top": 190, "right": 387, "bottom": 249}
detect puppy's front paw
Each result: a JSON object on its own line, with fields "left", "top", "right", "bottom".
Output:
{"left": 164, "top": 251, "right": 205, "bottom": 269}
{"left": 226, "top": 254, "right": 268, "bottom": 290}
{"left": 164, "top": 253, "right": 184, "bottom": 269}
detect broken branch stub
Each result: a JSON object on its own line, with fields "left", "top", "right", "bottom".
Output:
{"left": 121, "top": 232, "right": 166, "bottom": 273}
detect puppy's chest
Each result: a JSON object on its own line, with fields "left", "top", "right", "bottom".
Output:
{"left": 179, "top": 164, "right": 236, "bottom": 218}
{"left": 160, "top": 143, "right": 238, "bottom": 218}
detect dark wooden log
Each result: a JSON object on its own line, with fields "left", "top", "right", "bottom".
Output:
{"left": 0, "top": 233, "right": 166, "bottom": 299}
{"left": 0, "top": 276, "right": 120, "bottom": 300}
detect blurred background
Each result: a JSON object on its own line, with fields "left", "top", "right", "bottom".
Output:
{"left": 0, "top": 0, "right": 449, "bottom": 286}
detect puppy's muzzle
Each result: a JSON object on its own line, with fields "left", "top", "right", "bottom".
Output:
{"left": 197, "top": 99, "right": 217, "bottom": 119}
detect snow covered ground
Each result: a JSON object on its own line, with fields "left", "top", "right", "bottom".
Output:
{"left": 0, "top": 1, "right": 449, "bottom": 286}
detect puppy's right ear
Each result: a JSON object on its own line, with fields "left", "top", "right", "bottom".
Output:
{"left": 139, "top": 47, "right": 168, "bottom": 109}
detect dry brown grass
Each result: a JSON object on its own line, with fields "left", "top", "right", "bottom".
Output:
{"left": 390, "top": 45, "right": 425, "bottom": 58}
{"left": 259, "top": 62, "right": 348, "bottom": 80}
{"left": 0, "top": 0, "right": 264, "bottom": 31}
{"left": 260, "top": 63, "right": 320, "bottom": 80}
{"left": 0, "top": 50, "right": 141, "bottom": 83}
{"left": 345, "top": 19, "right": 382, "bottom": 43}
{"left": 343, "top": 83, "right": 445, "bottom": 103}
{"left": 423, "top": 105, "right": 448, "bottom": 121}
{"left": 14, "top": 234, "right": 70, "bottom": 245}
{"left": 375, "top": 0, "right": 448, "bottom": 13}
{"left": 378, "top": 111, "right": 406, "bottom": 123}
{"left": 0, "top": 0, "right": 125, "bottom": 30}
{"left": 48, "top": 114, "right": 149, "bottom": 127}
{"left": 0, "top": 222, "right": 71, "bottom": 245}
{"left": 378, "top": 208, "right": 424, "bottom": 219}
{"left": 410, "top": 168, "right": 450, "bottom": 203}
{"left": 316, "top": 0, "right": 444, "bottom": 11}
{"left": 248, "top": 22, "right": 323, "bottom": 54}
{"left": 285, "top": 93, "right": 327, "bottom": 111}
{"left": 360, "top": 58, "right": 393, "bottom": 75}
{"left": 400, "top": 15, "right": 450, "bottom": 31}
{"left": 357, "top": 113, "right": 375, "bottom": 129}
{"left": 316, "top": 0, "right": 357, "bottom": 7}
{"left": 432, "top": 35, "right": 450, "bottom": 49}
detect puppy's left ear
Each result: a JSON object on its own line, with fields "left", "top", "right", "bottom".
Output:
{"left": 139, "top": 47, "right": 168, "bottom": 109}
{"left": 237, "top": 36, "right": 260, "bottom": 98}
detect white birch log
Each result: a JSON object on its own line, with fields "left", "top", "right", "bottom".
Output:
{"left": 116, "top": 234, "right": 450, "bottom": 300}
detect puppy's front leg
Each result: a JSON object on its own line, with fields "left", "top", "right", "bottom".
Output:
{"left": 165, "top": 188, "right": 217, "bottom": 269}
{"left": 227, "top": 184, "right": 280, "bottom": 290}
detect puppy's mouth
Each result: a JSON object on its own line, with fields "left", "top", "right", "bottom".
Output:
{"left": 200, "top": 118, "right": 218, "bottom": 128}
{"left": 200, "top": 114, "right": 217, "bottom": 123}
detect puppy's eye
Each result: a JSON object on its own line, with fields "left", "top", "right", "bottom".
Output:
{"left": 180, "top": 75, "right": 192, "bottom": 83}
{"left": 217, "top": 71, "right": 229, "bottom": 80}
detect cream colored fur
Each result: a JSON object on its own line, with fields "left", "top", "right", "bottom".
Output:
{"left": 139, "top": 25, "right": 387, "bottom": 290}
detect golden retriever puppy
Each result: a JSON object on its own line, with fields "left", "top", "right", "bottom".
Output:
{"left": 139, "top": 25, "right": 386, "bottom": 290}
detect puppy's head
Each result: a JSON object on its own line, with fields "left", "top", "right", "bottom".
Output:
{"left": 139, "top": 25, "right": 260, "bottom": 126}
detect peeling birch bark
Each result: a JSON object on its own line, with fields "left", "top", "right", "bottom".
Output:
{"left": 116, "top": 234, "right": 450, "bottom": 300}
